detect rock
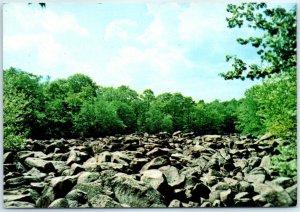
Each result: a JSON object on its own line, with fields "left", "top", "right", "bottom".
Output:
{"left": 75, "top": 181, "right": 107, "bottom": 200}
{"left": 202, "top": 135, "right": 221, "bottom": 142}
{"left": 90, "top": 194, "right": 121, "bottom": 208}
{"left": 168, "top": 199, "right": 182, "bottom": 207}
{"left": 220, "top": 189, "right": 232, "bottom": 203}
{"left": 4, "top": 201, "right": 35, "bottom": 208}
{"left": 77, "top": 172, "right": 100, "bottom": 184}
{"left": 99, "top": 162, "right": 124, "bottom": 171}
{"left": 3, "top": 193, "right": 35, "bottom": 204}
{"left": 245, "top": 174, "right": 265, "bottom": 183}
{"left": 146, "top": 147, "right": 170, "bottom": 158}
{"left": 82, "top": 157, "right": 99, "bottom": 171}
{"left": 50, "top": 176, "right": 77, "bottom": 198}
{"left": 253, "top": 182, "right": 293, "bottom": 206}
{"left": 130, "top": 158, "right": 149, "bottom": 172}
{"left": 5, "top": 177, "right": 27, "bottom": 188}
{"left": 285, "top": 184, "right": 297, "bottom": 203}
{"left": 65, "top": 189, "right": 88, "bottom": 204}
{"left": 30, "top": 182, "right": 46, "bottom": 193}
{"left": 159, "top": 165, "right": 185, "bottom": 188}
{"left": 70, "top": 163, "right": 85, "bottom": 175}
{"left": 141, "top": 169, "right": 165, "bottom": 190}
{"left": 24, "top": 157, "right": 55, "bottom": 173}
{"left": 252, "top": 194, "right": 267, "bottom": 206}
{"left": 36, "top": 186, "right": 55, "bottom": 208}
{"left": 172, "top": 131, "right": 182, "bottom": 137}
{"left": 213, "top": 182, "right": 230, "bottom": 191}
{"left": 271, "top": 177, "right": 294, "bottom": 188}
{"left": 258, "top": 132, "right": 274, "bottom": 142}
{"left": 140, "top": 157, "right": 168, "bottom": 172}
{"left": 259, "top": 156, "right": 272, "bottom": 170}
{"left": 4, "top": 152, "right": 14, "bottom": 164}
{"left": 212, "top": 200, "right": 221, "bottom": 207}
{"left": 23, "top": 167, "right": 47, "bottom": 181}
{"left": 112, "top": 173, "right": 166, "bottom": 207}
{"left": 48, "top": 198, "right": 69, "bottom": 208}
{"left": 238, "top": 181, "right": 254, "bottom": 193}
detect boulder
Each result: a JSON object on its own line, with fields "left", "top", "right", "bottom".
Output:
{"left": 4, "top": 201, "right": 35, "bottom": 208}
{"left": 141, "top": 169, "right": 165, "bottom": 190}
{"left": 24, "top": 157, "right": 55, "bottom": 173}
{"left": 112, "top": 173, "right": 166, "bottom": 207}
{"left": 159, "top": 165, "right": 185, "bottom": 188}
{"left": 77, "top": 172, "right": 100, "bottom": 184}
{"left": 168, "top": 199, "right": 182, "bottom": 207}
{"left": 66, "top": 189, "right": 88, "bottom": 204}
{"left": 90, "top": 194, "right": 121, "bottom": 208}
{"left": 253, "top": 182, "right": 293, "bottom": 206}
{"left": 48, "top": 198, "right": 69, "bottom": 208}
{"left": 140, "top": 157, "right": 168, "bottom": 172}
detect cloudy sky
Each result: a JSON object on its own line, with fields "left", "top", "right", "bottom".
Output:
{"left": 3, "top": 2, "right": 288, "bottom": 102}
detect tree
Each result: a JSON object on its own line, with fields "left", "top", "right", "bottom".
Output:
{"left": 220, "top": 3, "right": 296, "bottom": 80}
{"left": 221, "top": 3, "right": 297, "bottom": 178}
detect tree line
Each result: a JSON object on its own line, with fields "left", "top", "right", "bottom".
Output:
{"left": 3, "top": 67, "right": 240, "bottom": 146}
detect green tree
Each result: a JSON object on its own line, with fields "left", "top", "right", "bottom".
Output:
{"left": 221, "top": 3, "right": 296, "bottom": 80}
{"left": 221, "top": 3, "right": 297, "bottom": 178}
{"left": 73, "top": 99, "right": 125, "bottom": 137}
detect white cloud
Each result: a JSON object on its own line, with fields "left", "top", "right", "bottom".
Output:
{"left": 9, "top": 4, "right": 89, "bottom": 36}
{"left": 178, "top": 3, "right": 226, "bottom": 42}
{"left": 104, "top": 19, "right": 137, "bottom": 41}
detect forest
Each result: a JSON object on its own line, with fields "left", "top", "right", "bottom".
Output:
{"left": 3, "top": 3, "right": 297, "bottom": 180}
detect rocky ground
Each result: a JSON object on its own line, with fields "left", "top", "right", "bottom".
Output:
{"left": 3, "top": 132, "right": 297, "bottom": 208}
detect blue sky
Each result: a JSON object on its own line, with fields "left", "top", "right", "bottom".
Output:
{"left": 3, "top": 2, "right": 289, "bottom": 102}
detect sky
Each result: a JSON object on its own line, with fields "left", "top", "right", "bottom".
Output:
{"left": 3, "top": 2, "right": 292, "bottom": 102}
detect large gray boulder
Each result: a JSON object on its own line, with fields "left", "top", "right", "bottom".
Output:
{"left": 111, "top": 173, "right": 166, "bottom": 207}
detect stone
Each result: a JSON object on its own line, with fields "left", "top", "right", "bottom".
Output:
{"left": 130, "top": 158, "right": 149, "bottom": 172}
{"left": 24, "top": 157, "right": 55, "bottom": 173}
{"left": 285, "top": 184, "right": 297, "bottom": 203}
{"left": 74, "top": 181, "right": 106, "bottom": 200}
{"left": 23, "top": 167, "right": 47, "bottom": 181}
{"left": 168, "top": 199, "right": 182, "bottom": 207}
{"left": 141, "top": 169, "right": 165, "bottom": 190}
{"left": 65, "top": 189, "right": 88, "bottom": 204}
{"left": 245, "top": 174, "right": 266, "bottom": 183}
{"left": 99, "top": 162, "right": 124, "bottom": 171}
{"left": 238, "top": 181, "right": 254, "bottom": 193}
{"left": 48, "top": 198, "right": 69, "bottom": 208}
{"left": 159, "top": 165, "right": 185, "bottom": 187}
{"left": 90, "top": 194, "right": 121, "bottom": 208}
{"left": 259, "top": 156, "right": 272, "bottom": 170}
{"left": 70, "top": 163, "right": 85, "bottom": 175}
{"left": 4, "top": 201, "right": 35, "bottom": 208}
{"left": 77, "top": 172, "right": 100, "bottom": 184}
{"left": 4, "top": 152, "right": 14, "bottom": 164}
{"left": 140, "top": 157, "right": 168, "bottom": 172}
{"left": 3, "top": 193, "right": 35, "bottom": 204}
{"left": 50, "top": 176, "right": 76, "bottom": 198}
{"left": 112, "top": 173, "right": 166, "bottom": 207}
{"left": 82, "top": 157, "right": 99, "bottom": 171}
{"left": 36, "top": 186, "right": 55, "bottom": 208}
{"left": 5, "top": 177, "right": 27, "bottom": 188}
{"left": 220, "top": 189, "right": 231, "bottom": 203}
{"left": 252, "top": 182, "right": 293, "bottom": 206}
{"left": 271, "top": 177, "right": 294, "bottom": 188}
{"left": 146, "top": 147, "right": 170, "bottom": 158}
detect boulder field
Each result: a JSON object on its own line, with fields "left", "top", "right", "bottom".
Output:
{"left": 3, "top": 132, "right": 297, "bottom": 208}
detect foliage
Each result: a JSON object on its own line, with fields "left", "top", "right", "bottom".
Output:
{"left": 221, "top": 3, "right": 296, "bottom": 80}
{"left": 222, "top": 3, "right": 297, "bottom": 178}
